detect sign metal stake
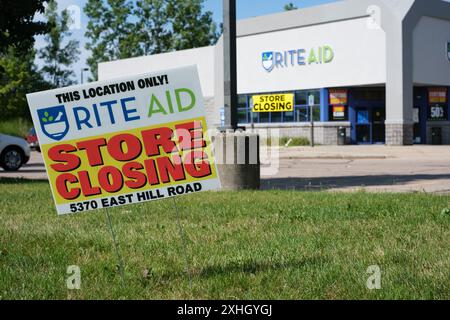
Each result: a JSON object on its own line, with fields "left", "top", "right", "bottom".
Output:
{"left": 171, "top": 197, "right": 193, "bottom": 290}
{"left": 104, "top": 209, "right": 126, "bottom": 286}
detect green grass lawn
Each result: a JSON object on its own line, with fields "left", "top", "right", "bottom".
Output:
{"left": 0, "top": 178, "right": 449, "bottom": 300}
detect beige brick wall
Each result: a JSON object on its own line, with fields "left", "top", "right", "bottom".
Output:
{"left": 242, "top": 122, "right": 351, "bottom": 145}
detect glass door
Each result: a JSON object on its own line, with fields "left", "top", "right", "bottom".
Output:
{"left": 372, "top": 108, "right": 385, "bottom": 144}
{"left": 413, "top": 107, "right": 421, "bottom": 144}
{"left": 356, "top": 109, "right": 371, "bottom": 144}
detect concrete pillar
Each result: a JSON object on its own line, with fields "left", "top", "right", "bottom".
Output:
{"left": 384, "top": 19, "right": 414, "bottom": 146}
{"left": 320, "top": 88, "right": 329, "bottom": 122}
{"left": 213, "top": 131, "right": 260, "bottom": 190}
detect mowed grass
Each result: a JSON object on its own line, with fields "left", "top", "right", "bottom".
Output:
{"left": 0, "top": 178, "right": 449, "bottom": 300}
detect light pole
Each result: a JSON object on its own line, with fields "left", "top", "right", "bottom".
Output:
{"left": 215, "top": 0, "right": 260, "bottom": 190}
{"left": 80, "top": 67, "right": 89, "bottom": 84}
{"left": 222, "top": 0, "right": 238, "bottom": 131}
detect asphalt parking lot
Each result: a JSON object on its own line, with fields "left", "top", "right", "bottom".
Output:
{"left": 261, "top": 145, "right": 450, "bottom": 193}
{"left": 2, "top": 146, "right": 450, "bottom": 194}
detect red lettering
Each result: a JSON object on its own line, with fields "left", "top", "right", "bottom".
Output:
{"left": 143, "top": 159, "right": 160, "bottom": 185}
{"left": 123, "top": 162, "right": 147, "bottom": 189}
{"left": 48, "top": 144, "right": 80, "bottom": 172}
{"left": 98, "top": 166, "right": 124, "bottom": 193}
{"left": 175, "top": 121, "right": 206, "bottom": 151}
{"left": 108, "top": 134, "right": 142, "bottom": 161}
{"left": 184, "top": 151, "right": 211, "bottom": 178}
{"left": 141, "top": 127, "right": 177, "bottom": 156}
{"left": 156, "top": 155, "right": 185, "bottom": 183}
{"left": 77, "top": 138, "right": 107, "bottom": 166}
{"left": 78, "top": 171, "right": 102, "bottom": 197}
{"left": 55, "top": 173, "right": 80, "bottom": 200}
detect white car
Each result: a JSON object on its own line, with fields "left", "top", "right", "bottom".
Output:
{"left": 0, "top": 133, "right": 31, "bottom": 171}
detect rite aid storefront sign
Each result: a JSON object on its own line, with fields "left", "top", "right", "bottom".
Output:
{"left": 262, "top": 45, "right": 334, "bottom": 72}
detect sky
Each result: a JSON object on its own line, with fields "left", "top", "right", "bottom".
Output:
{"left": 34, "top": 0, "right": 341, "bottom": 82}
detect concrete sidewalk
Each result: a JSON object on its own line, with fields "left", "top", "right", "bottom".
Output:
{"left": 275, "top": 145, "right": 448, "bottom": 160}
{"left": 262, "top": 145, "right": 450, "bottom": 194}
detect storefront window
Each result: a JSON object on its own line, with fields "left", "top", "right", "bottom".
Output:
{"left": 295, "top": 91, "right": 307, "bottom": 105}
{"left": 308, "top": 91, "right": 320, "bottom": 106}
{"left": 271, "top": 112, "right": 283, "bottom": 123}
{"left": 295, "top": 107, "right": 309, "bottom": 122}
{"left": 259, "top": 112, "right": 270, "bottom": 123}
{"left": 238, "top": 108, "right": 247, "bottom": 123}
{"left": 237, "top": 89, "right": 321, "bottom": 124}
{"left": 251, "top": 111, "right": 258, "bottom": 123}
{"left": 284, "top": 110, "right": 294, "bottom": 122}
{"left": 237, "top": 95, "right": 247, "bottom": 108}
{"left": 352, "top": 89, "right": 385, "bottom": 102}
{"left": 312, "top": 106, "right": 321, "bottom": 121}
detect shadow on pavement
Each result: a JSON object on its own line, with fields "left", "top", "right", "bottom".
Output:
{"left": 0, "top": 177, "right": 48, "bottom": 184}
{"left": 262, "top": 173, "right": 450, "bottom": 191}
{"left": 0, "top": 169, "right": 46, "bottom": 174}
{"left": 23, "top": 163, "right": 45, "bottom": 168}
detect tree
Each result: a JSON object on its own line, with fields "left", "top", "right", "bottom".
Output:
{"left": 84, "top": 0, "right": 219, "bottom": 80}
{"left": 84, "top": 0, "right": 143, "bottom": 80}
{"left": 284, "top": 2, "right": 298, "bottom": 11}
{"left": 0, "top": 0, "right": 49, "bottom": 54}
{"left": 135, "top": 0, "right": 172, "bottom": 55}
{"left": 166, "top": 0, "right": 219, "bottom": 51}
{"left": 0, "top": 47, "right": 50, "bottom": 119}
{"left": 38, "top": 0, "right": 80, "bottom": 88}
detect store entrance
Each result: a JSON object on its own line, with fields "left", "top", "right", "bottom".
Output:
{"left": 413, "top": 107, "right": 421, "bottom": 144}
{"left": 355, "top": 108, "right": 385, "bottom": 144}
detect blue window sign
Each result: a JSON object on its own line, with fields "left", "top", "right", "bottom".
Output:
{"left": 357, "top": 110, "right": 370, "bottom": 124}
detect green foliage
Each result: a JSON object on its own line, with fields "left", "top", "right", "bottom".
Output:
{"left": 84, "top": 0, "right": 219, "bottom": 80}
{"left": 266, "top": 136, "right": 310, "bottom": 147}
{"left": 284, "top": 2, "right": 298, "bottom": 11}
{"left": 38, "top": 0, "right": 80, "bottom": 88}
{"left": 0, "top": 118, "right": 32, "bottom": 137}
{"left": 0, "top": 0, "right": 49, "bottom": 54}
{"left": 0, "top": 180, "right": 449, "bottom": 299}
{"left": 166, "top": 0, "right": 219, "bottom": 51}
{"left": 84, "top": 0, "right": 145, "bottom": 79}
{"left": 0, "top": 47, "right": 50, "bottom": 119}
{"left": 135, "top": 0, "right": 173, "bottom": 55}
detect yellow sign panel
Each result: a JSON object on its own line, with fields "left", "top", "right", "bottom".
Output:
{"left": 252, "top": 94, "right": 294, "bottom": 113}
{"left": 41, "top": 117, "right": 217, "bottom": 207}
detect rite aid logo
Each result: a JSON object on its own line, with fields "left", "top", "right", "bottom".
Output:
{"left": 261, "top": 46, "right": 335, "bottom": 73}
{"left": 262, "top": 52, "right": 275, "bottom": 72}
{"left": 37, "top": 105, "right": 69, "bottom": 141}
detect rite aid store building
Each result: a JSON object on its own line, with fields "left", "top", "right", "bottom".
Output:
{"left": 99, "top": 0, "right": 450, "bottom": 145}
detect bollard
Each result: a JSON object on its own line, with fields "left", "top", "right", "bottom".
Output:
{"left": 213, "top": 131, "right": 260, "bottom": 190}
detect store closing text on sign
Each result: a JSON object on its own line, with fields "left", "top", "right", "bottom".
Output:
{"left": 26, "top": 66, "right": 220, "bottom": 215}
{"left": 329, "top": 89, "right": 348, "bottom": 105}
{"left": 252, "top": 94, "right": 294, "bottom": 113}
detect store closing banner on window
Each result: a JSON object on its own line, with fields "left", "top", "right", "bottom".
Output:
{"left": 428, "top": 87, "right": 448, "bottom": 121}
{"left": 26, "top": 66, "right": 220, "bottom": 215}
{"left": 329, "top": 89, "right": 348, "bottom": 105}
{"left": 332, "top": 106, "right": 346, "bottom": 120}
{"left": 329, "top": 89, "right": 348, "bottom": 120}
{"left": 252, "top": 93, "right": 294, "bottom": 112}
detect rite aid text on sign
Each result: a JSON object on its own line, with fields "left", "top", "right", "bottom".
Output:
{"left": 252, "top": 94, "right": 294, "bottom": 112}
{"left": 27, "top": 66, "right": 220, "bottom": 215}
